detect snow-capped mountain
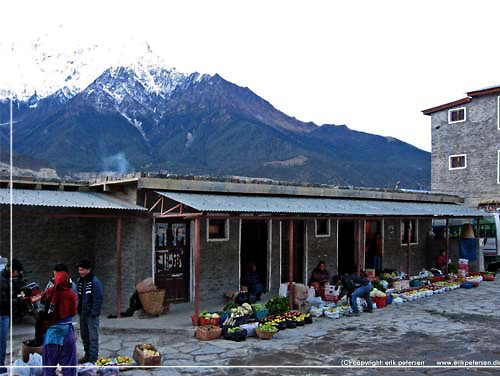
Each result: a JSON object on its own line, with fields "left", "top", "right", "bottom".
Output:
{"left": 0, "top": 40, "right": 430, "bottom": 189}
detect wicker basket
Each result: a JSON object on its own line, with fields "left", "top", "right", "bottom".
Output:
{"left": 133, "top": 344, "right": 162, "bottom": 366}
{"left": 22, "top": 341, "right": 42, "bottom": 363}
{"left": 255, "top": 329, "right": 276, "bottom": 340}
{"left": 195, "top": 326, "right": 222, "bottom": 341}
{"left": 139, "top": 289, "right": 166, "bottom": 316}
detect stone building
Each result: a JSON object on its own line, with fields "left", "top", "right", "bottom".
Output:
{"left": 423, "top": 85, "right": 500, "bottom": 208}
{"left": 0, "top": 175, "right": 484, "bottom": 316}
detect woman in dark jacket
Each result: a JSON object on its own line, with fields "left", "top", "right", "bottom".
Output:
{"left": 243, "top": 262, "right": 264, "bottom": 300}
{"left": 308, "top": 261, "right": 331, "bottom": 297}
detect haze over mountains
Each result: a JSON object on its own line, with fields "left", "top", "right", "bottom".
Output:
{"left": 0, "top": 43, "right": 430, "bottom": 189}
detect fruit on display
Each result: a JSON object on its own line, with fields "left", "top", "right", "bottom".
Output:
{"left": 96, "top": 358, "right": 113, "bottom": 366}
{"left": 257, "top": 323, "right": 278, "bottom": 332}
{"left": 116, "top": 356, "right": 132, "bottom": 365}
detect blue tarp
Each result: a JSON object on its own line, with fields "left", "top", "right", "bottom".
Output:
{"left": 460, "top": 239, "right": 477, "bottom": 261}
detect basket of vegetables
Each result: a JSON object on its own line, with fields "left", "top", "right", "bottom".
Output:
{"left": 195, "top": 325, "right": 222, "bottom": 341}
{"left": 222, "top": 303, "right": 252, "bottom": 327}
{"left": 223, "top": 326, "right": 248, "bottom": 342}
{"left": 256, "top": 323, "right": 278, "bottom": 340}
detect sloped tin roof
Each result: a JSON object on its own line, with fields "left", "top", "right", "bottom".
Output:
{"left": 0, "top": 189, "right": 146, "bottom": 211}
{"left": 157, "top": 191, "right": 484, "bottom": 217}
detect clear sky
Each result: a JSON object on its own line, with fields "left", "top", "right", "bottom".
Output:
{"left": 2, "top": 0, "right": 500, "bottom": 151}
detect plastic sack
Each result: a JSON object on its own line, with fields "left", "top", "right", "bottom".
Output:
{"left": 11, "top": 359, "right": 30, "bottom": 376}
{"left": 78, "top": 363, "right": 98, "bottom": 376}
{"left": 279, "top": 283, "right": 289, "bottom": 297}
{"left": 307, "top": 287, "right": 316, "bottom": 299}
{"left": 28, "top": 353, "right": 43, "bottom": 376}
{"left": 310, "top": 306, "right": 323, "bottom": 317}
{"left": 97, "top": 367, "right": 120, "bottom": 376}
{"left": 307, "top": 296, "right": 323, "bottom": 306}
{"left": 240, "top": 322, "right": 259, "bottom": 337}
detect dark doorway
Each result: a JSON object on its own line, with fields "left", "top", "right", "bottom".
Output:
{"left": 365, "top": 220, "right": 382, "bottom": 270}
{"left": 338, "top": 220, "right": 356, "bottom": 275}
{"left": 241, "top": 221, "right": 268, "bottom": 289}
{"left": 154, "top": 220, "right": 190, "bottom": 303}
{"left": 281, "top": 220, "right": 305, "bottom": 283}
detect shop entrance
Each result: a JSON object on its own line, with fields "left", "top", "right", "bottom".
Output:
{"left": 365, "top": 220, "right": 382, "bottom": 271}
{"left": 338, "top": 220, "right": 356, "bottom": 275}
{"left": 281, "top": 220, "right": 305, "bottom": 283}
{"left": 240, "top": 220, "right": 268, "bottom": 289}
{"left": 154, "top": 220, "right": 190, "bottom": 303}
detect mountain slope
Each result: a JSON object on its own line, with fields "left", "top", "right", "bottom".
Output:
{"left": 0, "top": 60, "right": 430, "bottom": 189}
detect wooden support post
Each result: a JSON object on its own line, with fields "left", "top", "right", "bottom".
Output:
{"left": 445, "top": 218, "right": 449, "bottom": 275}
{"left": 194, "top": 218, "right": 201, "bottom": 319}
{"left": 477, "top": 217, "right": 481, "bottom": 272}
{"left": 289, "top": 220, "right": 294, "bottom": 309}
{"left": 116, "top": 217, "right": 122, "bottom": 318}
{"left": 357, "top": 220, "right": 361, "bottom": 276}
{"left": 407, "top": 220, "right": 411, "bottom": 278}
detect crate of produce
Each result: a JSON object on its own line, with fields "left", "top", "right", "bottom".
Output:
{"left": 133, "top": 344, "right": 162, "bottom": 366}
{"left": 195, "top": 325, "right": 222, "bottom": 341}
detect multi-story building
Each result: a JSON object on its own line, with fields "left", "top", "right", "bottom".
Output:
{"left": 423, "top": 85, "right": 500, "bottom": 209}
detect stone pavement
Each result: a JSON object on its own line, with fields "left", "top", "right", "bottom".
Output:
{"left": 8, "top": 279, "right": 500, "bottom": 375}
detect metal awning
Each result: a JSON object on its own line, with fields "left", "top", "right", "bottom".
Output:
{"left": 157, "top": 191, "right": 485, "bottom": 217}
{"left": 0, "top": 189, "right": 146, "bottom": 211}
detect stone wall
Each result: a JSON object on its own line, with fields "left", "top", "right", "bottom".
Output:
{"left": 382, "top": 219, "right": 433, "bottom": 274}
{"left": 93, "top": 217, "right": 152, "bottom": 315}
{"left": 305, "top": 219, "right": 338, "bottom": 279}
{"left": 430, "top": 93, "right": 500, "bottom": 206}
{"left": 0, "top": 207, "right": 96, "bottom": 291}
{"left": 0, "top": 206, "right": 152, "bottom": 316}
{"left": 199, "top": 218, "right": 240, "bottom": 302}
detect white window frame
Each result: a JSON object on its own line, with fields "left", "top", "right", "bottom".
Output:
{"left": 315, "top": 218, "right": 331, "bottom": 237}
{"left": 448, "top": 107, "right": 466, "bottom": 124}
{"left": 207, "top": 218, "right": 230, "bottom": 242}
{"left": 449, "top": 154, "right": 467, "bottom": 170}
{"left": 497, "top": 150, "right": 500, "bottom": 184}
{"left": 497, "top": 96, "right": 500, "bottom": 130}
{"left": 401, "top": 219, "right": 418, "bottom": 245}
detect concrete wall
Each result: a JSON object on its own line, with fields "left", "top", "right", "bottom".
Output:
{"left": 305, "top": 219, "right": 338, "bottom": 279}
{"left": 382, "top": 219, "right": 433, "bottom": 274}
{"left": 430, "top": 94, "right": 500, "bottom": 207}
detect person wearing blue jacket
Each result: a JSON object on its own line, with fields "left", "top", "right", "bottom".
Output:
{"left": 76, "top": 259, "right": 103, "bottom": 364}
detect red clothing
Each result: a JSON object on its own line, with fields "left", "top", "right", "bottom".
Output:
{"left": 436, "top": 254, "right": 447, "bottom": 270}
{"left": 42, "top": 272, "right": 77, "bottom": 328}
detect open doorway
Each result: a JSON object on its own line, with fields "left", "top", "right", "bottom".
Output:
{"left": 281, "top": 220, "right": 305, "bottom": 283}
{"left": 365, "top": 220, "right": 382, "bottom": 273}
{"left": 241, "top": 220, "right": 268, "bottom": 289}
{"left": 338, "top": 220, "right": 356, "bottom": 275}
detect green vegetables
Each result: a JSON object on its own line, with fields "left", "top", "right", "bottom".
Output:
{"left": 252, "top": 303, "right": 266, "bottom": 311}
{"left": 448, "top": 264, "right": 458, "bottom": 274}
{"left": 372, "top": 280, "right": 386, "bottom": 293}
{"left": 265, "top": 297, "right": 290, "bottom": 316}
{"left": 228, "top": 327, "right": 244, "bottom": 333}
{"left": 224, "top": 301, "right": 238, "bottom": 312}
{"left": 258, "top": 323, "right": 278, "bottom": 332}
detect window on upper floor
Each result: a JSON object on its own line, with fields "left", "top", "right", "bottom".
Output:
{"left": 315, "top": 219, "right": 330, "bottom": 237}
{"left": 207, "top": 218, "right": 229, "bottom": 241}
{"left": 449, "top": 154, "right": 466, "bottom": 170}
{"left": 497, "top": 151, "right": 500, "bottom": 184}
{"left": 497, "top": 96, "right": 500, "bottom": 130}
{"left": 401, "top": 219, "right": 418, "bottom": 245}
{"left": 448, "top": 107, "right": 466, "bottom": 124}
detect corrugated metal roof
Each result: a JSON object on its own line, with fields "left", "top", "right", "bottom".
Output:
{"left": 157, "top": 191, "right": 485, "bottom": 217}
{"left": 0, "top": 189, "right": 146, "bottom": 211}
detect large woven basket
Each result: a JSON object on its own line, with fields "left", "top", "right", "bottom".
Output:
{"left": 195, "top": 326, "right": 222, "bottom": 341}
{"left": 256, "top": 329, "right": 276, "bottom": 340}
{"left": 139, "top": 289, "right": 166, "bottom": 316}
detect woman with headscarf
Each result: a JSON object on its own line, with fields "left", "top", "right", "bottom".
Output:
{"left": 308, "top": 261, "right": 331, "bottom": 297}
{"left": 41, "top": 271, "right": 78, "bottom": 376}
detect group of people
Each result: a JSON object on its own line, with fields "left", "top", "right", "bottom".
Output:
{"left": 0, "top": 258, "right": 103, "bottom": 375}
{"left": 309, "top": 261, "right": 374, "bottom": 316}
